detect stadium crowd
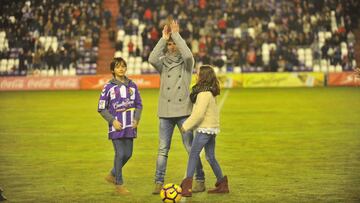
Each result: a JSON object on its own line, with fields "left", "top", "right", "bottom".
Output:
{"left": 116, "top": 0, "right": 359, "bottom": 72}
{"left": 0, "top": 0, "right": 359, "bottom": 76}
{"left": 0, "top": 0, "right": 103, "bottom": 76}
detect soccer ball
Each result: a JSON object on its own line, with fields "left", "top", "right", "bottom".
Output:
{"left": 160, "top": 183, "right": 182, "bottom": 203}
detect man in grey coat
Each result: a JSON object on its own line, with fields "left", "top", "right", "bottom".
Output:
{"left": 149, "top": 20, "right": 205, "bottom": 194}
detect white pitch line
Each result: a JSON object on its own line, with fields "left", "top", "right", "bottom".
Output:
{"left": 219, "top": 89, "right": 230, "bottom": 111}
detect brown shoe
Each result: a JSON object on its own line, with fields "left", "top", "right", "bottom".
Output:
{"left": 152, "top": 183, "right": 163, "bottom": 194}
{"left": 105, "top": 174, "right": 115, "bottom": 184}
{"left": 208, "top": 175, "right": 229, "bottom": 194}
{"left": 180, "top": 177, "right": 193, "bottom": 197}
{"left": 192, "top": 180, "right": 206, "bottom": 193}
{"left": 115, "top": 185, "right": 130, "bottom": 195}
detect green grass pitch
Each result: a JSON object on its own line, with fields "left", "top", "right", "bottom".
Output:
{"left": 0, "top": 87, "right": 359, "bottom": 202}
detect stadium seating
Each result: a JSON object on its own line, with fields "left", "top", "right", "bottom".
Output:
{"left": 0, "top": 0, "right": 358, "bottom": 77}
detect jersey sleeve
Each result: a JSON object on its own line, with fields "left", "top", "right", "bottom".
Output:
{"left": 132, "top": 83, "right": 143, "bottom": 121}
{"left": 97, "top": 83, "right": 110, "bottom": 112}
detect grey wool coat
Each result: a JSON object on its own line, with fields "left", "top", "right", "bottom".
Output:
{"left": 148, "top": 32, "right": 194, "bottom": 118}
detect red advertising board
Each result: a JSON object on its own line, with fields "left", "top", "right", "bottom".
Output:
{"left": 0, "top": 75, "right": 161, "bottom": 91}
{"left": 80, "top": 74, "right": 160, "bottom": 90}
{"left": 0, "top": 76, "right": 80, "bottom": 91}
{"left": 80, "top": 75, "right": 112, "bottom": 90}
{"left": 327, "top": 72, "right": 360, "bottom": 86}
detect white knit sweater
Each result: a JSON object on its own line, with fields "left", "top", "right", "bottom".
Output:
{"left": 182, "top": 91, "right": 220, "bottom": 134}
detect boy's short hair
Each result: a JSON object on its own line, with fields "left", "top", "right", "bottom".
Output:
{"left": 110, "top": 57, "right": 127, "bottom": 76}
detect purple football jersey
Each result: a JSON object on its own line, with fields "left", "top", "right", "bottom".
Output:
{"left": 98, "top": 80, "right": 142, "bottom": 139}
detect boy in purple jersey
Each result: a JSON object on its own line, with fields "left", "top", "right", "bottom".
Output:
{"left": 97, "top": 57, "right": 143, "bottom": 195}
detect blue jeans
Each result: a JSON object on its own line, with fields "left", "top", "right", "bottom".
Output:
{"left": 111, "top": 138, "right": 133, "bottom": 185}
{"left": 186, "top": 132, "right": 224, "bottom": 182}
{"left": 155, "top": 117, "right": 205, "bottom": 183}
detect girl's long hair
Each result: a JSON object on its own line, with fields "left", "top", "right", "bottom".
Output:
{"left": 196, "top": 65, "right": 220, "bottom": 96}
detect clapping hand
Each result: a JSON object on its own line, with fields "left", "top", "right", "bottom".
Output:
{"left": 162, "top": 20, "right": 179, "bottom": 40}
{"left": 170, "top": 20, "right": 179, "bottom": 33}
{"left": 162, "top": 25, "right": 171, "bottom": 40}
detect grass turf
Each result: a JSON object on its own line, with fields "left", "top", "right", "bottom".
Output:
{"left": 0, "top": 87, "right": 359, "bottom": 202}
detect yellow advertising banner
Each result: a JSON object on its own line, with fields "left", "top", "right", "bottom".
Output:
{"left": 191, "top": 73, "right": 243, "bottom": 88}
{"left": 192, "top": 72, "right": 323, "bottom": 88}
{"left": 242, "top": 72, "right": 324, "bottom": 88}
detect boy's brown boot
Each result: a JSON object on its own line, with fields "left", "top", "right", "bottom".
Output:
{"left": 105, "top": 174, "right": 115, "bottom": 184}
{"left": 115, "top": 185, "right": 130, "bottom": 195}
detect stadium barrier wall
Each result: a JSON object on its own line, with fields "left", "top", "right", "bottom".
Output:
{"left": 0, "top": 76, "right": 80, "bottom": 91}
{"left": 0, "top": 72, "right": 358, "bottom": 91}
{"left": 80, "top": 74, "right": 160, "bottom": 89}
{"left": 327, "top": 72, "right": 360, "bottom": 86}
{"left": 0, "top": 75, "right": 160, "bottom": 91}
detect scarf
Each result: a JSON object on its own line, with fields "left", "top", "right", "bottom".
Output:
{"left": 163, "top": 52, "right": 184, "bottom": 69}
{"left": 189, "top": 84, "right": 214, "bottom": 103}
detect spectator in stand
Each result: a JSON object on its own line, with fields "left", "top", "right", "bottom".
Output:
{"left": 46, "top": 47, "right": 55, "bottom": 72}
{"left": 143, "top": 8, "right": 153, "bottom": 23}
{"left": 247, "top": 47, "right": 257, "bottom": 67}
{"left": 103, "top": 9, "right": 112, "bottom": 29}
{"left": 26, "top": 50, "right": 33, "bottom": 72}
{"left": 18, "top": 50, "right": 26, "bottom": 74}
{"left": 128, "top": 40, "right": 135, "bottom": 56}
{"left": 108, "top": 27, "right": 116, "bottom": 43}
{"left": 33, "top": 49, "right": 42, "bottom": 71}
{"left": 149, "top": 26, "right": 160, "bottom": 47}
{"left": 269, "top": 49, "right": 279, "bottom": 72}
{"left": 61, "top": 48, "right": 71, "bottom": 70}
{"left": 53, "top": 48, "right": 61, "bottom": 74}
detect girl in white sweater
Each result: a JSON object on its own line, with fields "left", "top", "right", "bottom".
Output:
{"left": 180, "top": 65, "right": 229, "bottom": 197}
